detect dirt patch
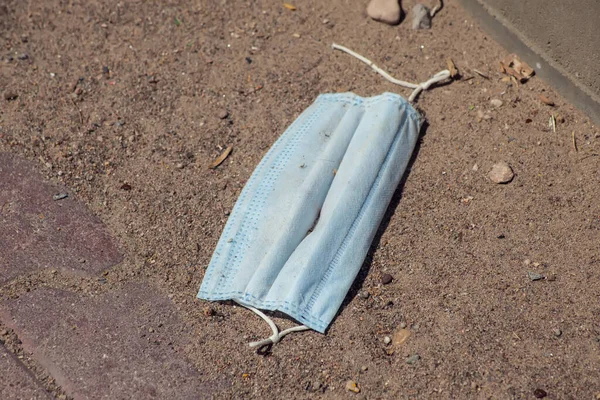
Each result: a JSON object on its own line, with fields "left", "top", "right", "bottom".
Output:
{"left": 1, "top": 0, "right": 599, "bottom": 398}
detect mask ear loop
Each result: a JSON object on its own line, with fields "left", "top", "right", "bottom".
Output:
{"left": 233, "top": 300, "right": 310, "bottom": 350}
{"left": 331, "top": 43, "right": 451, "bottom": 102}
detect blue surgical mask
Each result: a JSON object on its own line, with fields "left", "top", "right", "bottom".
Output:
{"left": 198, "top": 92, "right": 421, "bottom": 348}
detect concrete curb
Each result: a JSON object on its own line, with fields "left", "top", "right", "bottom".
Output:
{"left": 459, "top": 0, "right": 600, "bottom": 126}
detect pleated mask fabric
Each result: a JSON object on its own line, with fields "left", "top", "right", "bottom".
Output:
{"left": 198, "top": 92, "right": 420, "bottom": 334}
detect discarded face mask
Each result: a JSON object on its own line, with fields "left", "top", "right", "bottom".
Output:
{"left": 198, "top": 92, "right": 421, "bottom": 349}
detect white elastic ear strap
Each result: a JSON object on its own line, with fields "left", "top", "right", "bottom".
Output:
{"left": 234, "top": 300, "right": 310, "bottom": 349}
{"left": 331, "top": 43, "right": 450, "bottom": 102}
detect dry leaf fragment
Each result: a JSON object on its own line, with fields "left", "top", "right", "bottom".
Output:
{"left": 283, "top": 3, "right": 296, "bottom": 10}
{"left": 209, "top": 145, "right": 233, "bottom": 169}
{"left": 392, "top": 328, "right": 412, "bottom": 347}
{"left": 499, "top": 53, "right": 534, "bottom": 83}
{"left": 538, "top": 94, "right": 555, "bottom": 106}
{"left": 345, "top": 380, "right": 360, "bottom": 393}
{"left": 446, "top": 57, "right": 459, "bottom": 79}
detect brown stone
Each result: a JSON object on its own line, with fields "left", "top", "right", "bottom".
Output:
{"left": 0, "top": 345, "right": 52, "bottom": 399}
{"left": 367, "top": 0, "right": 401, "bottom": 25}
{"left": 0, "top": 153, "right": 122, "bottom": 283}
{"left": 0, "top": 283, "right": 228, "bottom": 399}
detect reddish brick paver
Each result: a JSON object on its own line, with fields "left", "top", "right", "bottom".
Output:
{"left": 0, "top": 345, "right": 52, "bottom": 400}
{"left": 0, "top": 283, "right": 224, "bottom": 399}
{"left": 0, "top": 153, "right": 122, "bottom": 283}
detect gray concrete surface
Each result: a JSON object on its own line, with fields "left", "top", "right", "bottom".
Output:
{"left": 460, "top": 0, "right": 600, "bottom": 126}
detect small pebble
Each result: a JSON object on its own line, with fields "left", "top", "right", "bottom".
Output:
{"left": 381, "top": 273, "right": 393, "bottom": 285}
{"left": 358, "top": 290, "right": 370, "bottom": 299}
{"left": 367, "top": 0, "right": 402, "bottom": 25}
{"left": 552, "top": 328, "right": 562, "bottom": 337}
{"left": 488, "top": 162, "right": 514, "bottom": 184}
{"left": 176, "top": 162, "right": 185, "bottom": 169}
{"left": 533, "top": 388, "right": 547, "bottom": 398}
{"left": 527, "top": 271, "right": 545, "bottom": 281}
{"left": 4, "top": 91, "right": 18, "bottom": 101}
{"left": 345, "top": 380, "right": 360, "bottom": 393}
{"left": 524, "top": 259, "right": 531, "bottom": 266}
{"left": 53, "top": 193, "right": 68, "bottom": 201}
{"left": 406, "top": 354, "right": 421, "bottom": 364}
{"left": 490, "top": 98, "right": 503, "bottom": 107}
{"left": 217, "top": 109, "right": 229, "bottom": 119}
{"left": 399, "top": 322, "right": 407, "bottom": 329}
{"left": 360, "top": 365, "right": 368, "bottom": 372}
{"left": 245, "top": 57, "right": 252, "bottom": 64}
{"left": 472, "top": 163, "right": 479, "bottom": 172}
{"left": 411, "top": 4, "right": 431, "bottom": 29}
{"left": 203, "top": 307, "right": 216, "bottom": 317}
{"left": 383, "top": 336, "right": 391, "bottom": 345}
{"left": 17, "top": 53, "right": 29, "bottom": 60}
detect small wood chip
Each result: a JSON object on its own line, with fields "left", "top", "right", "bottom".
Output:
{"left": 538, "top": 94, "right": 555, "bottom": 106}
{"left": 446, "top": 58, "right": 459, "bottom": 79}
{"left": 209, "top": 146, "right": 233, "bottom": 169}
{"left": 473, "top": 69, "right": 489, "bottom": 79}
{"left": 572, "top": 131, "right": 578, "bottom": 152}
{"left": 283, "top": 3, "right": 296, "bottom": 10}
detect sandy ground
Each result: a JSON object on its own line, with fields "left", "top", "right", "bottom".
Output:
{"left": 1, "top": 0, "right": 600, "bottom": 398}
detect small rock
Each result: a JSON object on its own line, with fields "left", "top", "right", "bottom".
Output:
{"left": 552, "top": 328, "right": 562, "bottom": 337}
{"left": 392, "top": 328, "right": 411, "bottom": 347}
{"left": 358, "top": 291, "right": 370, "bottom": 299}
{"left": 488, "top": 162, "right": 514, "bottom": 184}
{"left": 472, "top": 163, "right": 479, "bottom": 172}
{"left": 120, "top": 183, "right": 132, "bottom": 191}
{"left": 203, "top": 307, "right": 216, "bottom": 317}
{"left": 383, "top": 336, "right": 391, "bottom": 345}
{"left": 406, "top": 354, "right": 421, "bottom": 364}
{"left": 411, "top": 4, "right": 431, "bottom": 29}
{"left": 527, "top": 271, "right": 545, "bottom": 281}
{"left": 490, "top": 99, "right": 503, "bottom": 107}
{"left": 52, "top": 193, "right": 68, "bottom": 201}
{"left": 381, "top": 273, "right": 393, "bottom": 285}
{"left": 476, "top": 109, "right": 492, "bottom": 122}
{"left": 533, "top": 388, "right": 547, "bottom": 398}
{"left": 524, "top": 259, "right": 531, "bottom": 266}
{"left": 4, "top": 91, "right": 18, "bottom": 101}
{"left": 245, "top": 57, "right": 252, "bottom": 64}
{"left": 17, "top": 53, "right": 29, "bottom": 60}
{"left": 217, "top": 109, "right": 229, "bottom": 119}
{"left": 367, "top": 0, "right": 401, "bottom": 25}
{"left": 311, "top": 381, "right": 322, "bottom": 391}
{"left": 360, "top": 366, "right": 368, "bottom": 372}
{"left": 176, "top": 162, "right": 185, "bottom": 169}
{"left": 345, "top": 380, "right": 360, "bottom": 393}
{"left": 399, "top": 322, "right": 407, "bottom": 329}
